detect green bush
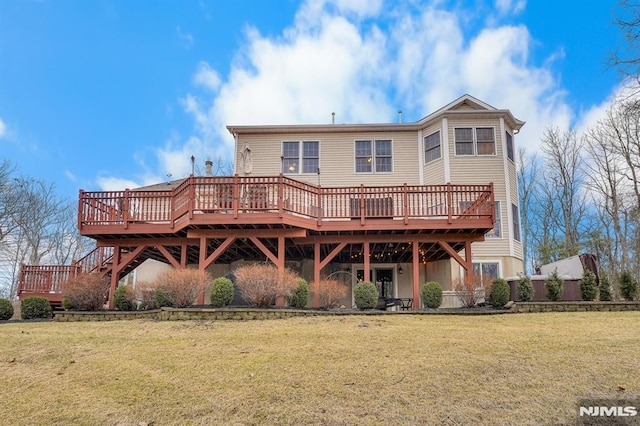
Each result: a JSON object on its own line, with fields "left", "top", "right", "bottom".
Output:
{"left": 354, "top": 281, "right": 378, "bottom": 310}
{"left": 421, "top": 281, "right": 443, "bottom": 309}
{"left": 544, "top": 271, "right": 564, "bottom": 302}
{"left": 153, "top": 288, "right": 174, "bottom": 308}
{"left": 62, "top": 298, "right": 75, "bottom": 310}
{"left": 210, "top": 277, "right": 234, "bottom": 308}
{"left": 287, "top": 278, "right": 309, "bottom": 309}
{"left": 487, "top": 278, "right": 510, "bottom": 307}
{"left": 517, "top": 276, "right": 534, "bottom": 302}
{"left": 579, "top": 270, "right": 598, "bottom": 301}
{"left": 619, "top": 271, "right": 638, "bottom": 301}
{"left": 0, "top": 298, "right": 14, "bottom": 320}
{"left": 21, "top": 296, "right": 51, "bottom": 319}
{"left": 599, "top": 275, "right": 613, "bottom": 301}
{"left": 114, "top": 285, "right": 134, "bottom": 311}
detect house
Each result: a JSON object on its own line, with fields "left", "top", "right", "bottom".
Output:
{"left": 18, "top": 94, "right": 525, "bottom": 309}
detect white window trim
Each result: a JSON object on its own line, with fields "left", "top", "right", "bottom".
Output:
{"left": 424, "top": 130, "right": 442, "bottom": 164}
{"left": 354, "top": 139, "right": 394, "bottom": 174}
{"left": 282, "top": 140, "right": 320, "bottom": 175}
{"left": 463, "top": 259, "right": 503, "bottom": 287}
{"left": 505, "top": 130, "right": 515, "bottom": 163}
{"left": 453, "top": 126, "right": 497, "bottom": 157}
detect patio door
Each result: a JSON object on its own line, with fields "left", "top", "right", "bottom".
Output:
{"left": 355, "top": 267, "right": 395, "bottom": 299}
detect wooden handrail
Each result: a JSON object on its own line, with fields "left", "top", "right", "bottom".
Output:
{"left": 78, "top": 175, "right": 494, "bottom": 227}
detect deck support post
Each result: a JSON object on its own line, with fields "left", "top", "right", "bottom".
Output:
{"left": 107, "top": 246, "right": 121, "bottom": 309}
{"left": 363, "top": 242, "right": 370, "bottom": 282}
{"left": 276, "top": 236, "right": 285, "bottom": 307}
{"left": 412, "top": 241, "right": 420, "bottom": 310}
{"left": 197, "top": 236, "right": 236, "bottom": 304}
{"left": 313, "top": 242, "right": 321, "bottom": 308}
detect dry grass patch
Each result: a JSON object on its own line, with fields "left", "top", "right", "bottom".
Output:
{"left": 1, "top": 313, "right": 639, "bottom": 425}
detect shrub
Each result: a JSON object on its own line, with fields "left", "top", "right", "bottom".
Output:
{"left": 62, "top": 298, "right": 75, "bottom": 310}
{"left": 62, "top": 272, "right": 109, "bottom": 311}
{"left": 353, "top": 281, "right": 378, "bottom": 310}
{"left": 153, "top": 269, "right": 210, "bottom": 308}
{"left": 579, "top": 270, "right": 598, "bottom": 301}
{"left": 618, "top": 270, "right": 638, "bottom": 301}
{"left": 599, "top": 274, "right": 613, "bottom": 301}
{"left": 0, "top": 298, "right": 14, "bottom": 320}
{"left": 210, "top": 277, "right": 234, "bottom": 308}
{"left": 487, "top": 278, "right": 510, "bottom": 307}
{"left": 421, "top": 281, "right": 443, "bottom": 308}
{"left": 114, "top": 285, "right": 134, "bottom": 311}
{"left": 544, "top": 270, "right": 564, "bottom": 301}
{"left": 453, "top": 275, "right": 483, "bottom": 307}
{"left": 21, "top": 296, "right": 51, "bottom": 319}
{"left": 133, "top": 281, "right": 158, "bottom": 310}
{"left": 315, "top": 278, "right": 348, "bottom": 309}
{"left": 62, "top": 273, "right": 109, "bottom": 311}
{"left": 287, "top": 278, "right": 309, "bottom": 309}
{"left": 234, "top": 263, "right": 299, "bottom": 307}
{"left": 516, "top": 276, "right": 534, "bottom": 302}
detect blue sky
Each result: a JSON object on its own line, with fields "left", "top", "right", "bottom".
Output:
{"left": 0, "top": 0, "right": 625, "bottom": 200}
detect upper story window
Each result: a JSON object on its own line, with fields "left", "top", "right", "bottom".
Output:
{"left": 424, "top": 131, "right": 441, "bottom": 163}
{"left": 454, "top": 127, "right": 496, "bottom": 156}
{"left": 355, "top": 139, "right": 393, "bottom": 173}
{"left": 512, "top": 203, "right": 521, "bottom": 242}
{"left": 506, "top": 131, "right": 514, "bottom": 162}
{"left": 282, "top": 141, "right": 319, "bottom": 174}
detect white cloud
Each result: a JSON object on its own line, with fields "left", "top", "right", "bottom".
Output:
{"left": 495, "top": 0, "right": 526, "bottom": 15}
{"left": 193, "top": 61, "right": 222, "bottom": 91}
{"left": 96, "top": 176, "right": 141, "bottom": 191}
{"left": 152, "top": 0, "right": 583, "bottom": 180}
{"left": 0, "top": 118, "right": 7, "bottom": 139}
{"left": 176, "top": 26, "right": 194, "bottom": 49}
{"left": 64, "top": 170, "right": 77, "bottom": 182}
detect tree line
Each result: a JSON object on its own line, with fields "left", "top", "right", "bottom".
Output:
{"left": 518, "top": 95, "right": 640, "bottom": 282}
{"left": 518, "top": 1, "right": 640, "bottom": 283}
{"left": 0, "top": 160, "right": 92, "bottom": 298}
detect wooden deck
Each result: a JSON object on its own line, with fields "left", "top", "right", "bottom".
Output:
{"left": 78, "top": 175, "right": 495, "bottom": 235}
{"left": 20, "top": 175, "right": 495, "bottom": 306}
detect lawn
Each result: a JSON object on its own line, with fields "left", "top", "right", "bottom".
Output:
{"left": 1, "top": 312, "right": 639, "bottom": 425}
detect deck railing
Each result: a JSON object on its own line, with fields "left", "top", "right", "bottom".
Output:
{"left": 18, "top": 246, "right": 114, "bottom": 297}
{"left": 79, "top": 175, "right": 495, "bottom": 229}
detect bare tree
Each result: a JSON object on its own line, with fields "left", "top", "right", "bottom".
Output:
{"left": 584, "top": 108, "right": 632, "bottom": 276}
{"left": 599, "top": 99, "right": 640, "bottom": 278}
{"left": 611, "top": 0, "right": 640, "bottom": 87}
{"left": 540, "top": 126, "right": 588, "bottom": 259}
{"left": 516, "top": 147, "right": 539, "bottom": 274}
{"left": 0, "top": 160, "right": 19, "bottom": 244}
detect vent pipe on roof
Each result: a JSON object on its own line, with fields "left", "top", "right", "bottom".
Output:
{"left": 205, "top": 160, "right": 213, "bottom": 176}
{"left": 332, "top": 112, "right": 335, "bottom": 124}
{"left": 398, "top": 110, "right": 402, "bottom": 123}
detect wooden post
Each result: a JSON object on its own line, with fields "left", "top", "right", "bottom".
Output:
{"left": 412, "top": 241, "right": 420, "bottom": 310}
{"left": 276, "top": 236, "right": 286, "bottom": 307}
{"left": 107, "top": 246, "right": 121, "bottom": 309}
{"left": 363, "top": 241, "right": 370, "bottom": 282}
{"left": 313, "top": 242, "right": 321, "bottom": 308}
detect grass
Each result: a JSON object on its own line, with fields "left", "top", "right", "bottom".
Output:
{"left": 1, "top": 312, "right": 639, "bottom": 425}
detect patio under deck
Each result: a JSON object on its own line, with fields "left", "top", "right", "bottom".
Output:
{"left": 20, "top": 175, "right": 496, "bottom": 308}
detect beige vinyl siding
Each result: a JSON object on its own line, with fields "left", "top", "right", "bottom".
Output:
{"left": 236, "top": 131, "right": 421, "bottom": 187}
{"left": 507, "top": 161, "right": 523, "bottom": 259}
{"left": 446, "top": 118, "right": 510, "bottom": 258}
